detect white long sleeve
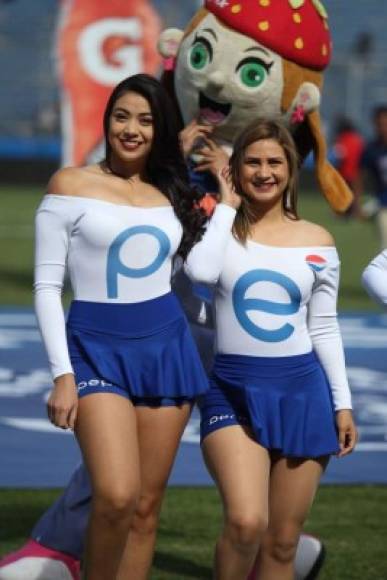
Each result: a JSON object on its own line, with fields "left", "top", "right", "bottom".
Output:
{"left": 361, "top": 250, "right": 387, "bottom": 306}
{"left": 308, "top": 257, "right": 352, "bottom": 411}
{"left": 184, "top": 203, "right": 236, "bottom": 284}
{"left": 34, "top": 198, "right": 74, "bottom": 379}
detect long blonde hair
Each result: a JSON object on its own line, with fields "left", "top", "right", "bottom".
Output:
{"left": 230, "top": 119, "right": 300, "bottom": 244}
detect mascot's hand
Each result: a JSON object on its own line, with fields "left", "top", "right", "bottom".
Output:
{"left": 192, "top": 136, "right": 230, "bottom": 177}
{"left": 179, "top": 119, "right": 214, "bottom": 159}
{"left": 284, "top": 82, "right": 320, "bottom": 127}
{"left": 217, "top": 166, "right": 241, "bottom": 210}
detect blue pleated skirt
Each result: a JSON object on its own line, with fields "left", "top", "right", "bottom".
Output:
{"left": 66, "top": 292, "right": 209, "bottom": 403}
{"left": 200, "top": 352, "right": 339, "bottom": 458}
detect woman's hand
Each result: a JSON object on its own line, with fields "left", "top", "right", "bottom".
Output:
{"left": 217, "top": 166, "right": 242, "bottom": 210}
{"left": 192, "top": 137, "right": 230, "bottom": 177}
{"left": 336, "top": 409, "right": 358, "bottom": 457}
{"left": 179, "top": 119, "right": 214, "bottom": 159}
{"left": 47, "top": 373, "right": 78, "bottom": 431}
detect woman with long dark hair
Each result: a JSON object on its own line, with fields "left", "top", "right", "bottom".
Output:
{"left": 185, "top": 118, "right": 357, "bottom": 580}
{"left": 33, "top": 73, "right": 238, "bottom": 579}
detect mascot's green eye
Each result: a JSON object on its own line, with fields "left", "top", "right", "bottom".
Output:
{"left": 239, "top": 62, "right": 266, "bottom": 88}
{"left": 190, "top": 42, "right": 210, "bottom": 70}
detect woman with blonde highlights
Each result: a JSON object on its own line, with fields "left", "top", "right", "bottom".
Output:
{"left": 185, "top": 118, "right": 357, "bottom": 580}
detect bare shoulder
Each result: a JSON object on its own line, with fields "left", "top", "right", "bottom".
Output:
{"left": 296, "top": 220, "right": 335, "bottom": 247}
{"left": 46, "top": 165, "right": 100, "bottom": 196}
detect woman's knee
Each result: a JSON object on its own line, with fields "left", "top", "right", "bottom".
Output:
{"left": 225, "top": 510, "right": 268, "bottom": 548}
{"left": 131, "top": 490, "right": 165, "bottom": 535}
{"left": 263, "top": 525, "right": 301, "bottom": 564}
{"left": 93, "top": 484, "right": 140, "bottom": 525}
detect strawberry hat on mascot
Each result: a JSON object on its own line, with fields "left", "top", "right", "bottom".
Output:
{"left": 158, "top": 0, "right": 353, "bottom": 212}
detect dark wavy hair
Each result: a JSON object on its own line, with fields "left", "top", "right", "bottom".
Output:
{"left": 230, "top": 118, "right": 300, "bottom": 243}
{"left": 103, "top": 73, "right": 207, "bottom": 259}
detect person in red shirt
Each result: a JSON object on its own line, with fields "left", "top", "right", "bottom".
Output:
{"left": 333, "top": 117, "right": 365, "bottom": 218}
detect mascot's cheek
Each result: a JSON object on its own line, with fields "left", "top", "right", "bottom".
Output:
{"left": 174, "top": 71, "right": 201, "bottom": 124}
{"left": 174, "top": 49, "right": 205, "bottom": 124}
{"left": 231, "top": 71, "right": 284, "bottom": 116}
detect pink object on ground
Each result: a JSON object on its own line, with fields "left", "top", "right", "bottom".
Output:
{"left": 0, "top": 540, "right": 80, "bottom": 580}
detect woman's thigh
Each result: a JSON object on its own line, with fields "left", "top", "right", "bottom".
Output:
{"left": 135, "top": 403, "right": 192, "bottom": 496}
{"left": 268, "top": 455, "right": 329, "bottom": 531}
{"left": 75, "top": 393, "right": 140, "bottom": 496}
{"left": 202, "top": 426, "right": 271, "bottom": 518}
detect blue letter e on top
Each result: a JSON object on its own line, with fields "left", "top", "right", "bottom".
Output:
{"left": 232, "top": 269, "right": 301, "bottom": 342}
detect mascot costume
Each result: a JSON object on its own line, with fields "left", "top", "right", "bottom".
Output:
{"left": 158, "top": 0, "right": 353, "bottom": 212}
{"left": 0, "top": 2, "right": 346, "bottom": 579}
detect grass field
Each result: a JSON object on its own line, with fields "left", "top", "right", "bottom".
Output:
{"left": 0, "top": 183, "right": 382, "bottom": 309}
{"left": 1, "top": 486, "right": 387, "bottom": 579}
